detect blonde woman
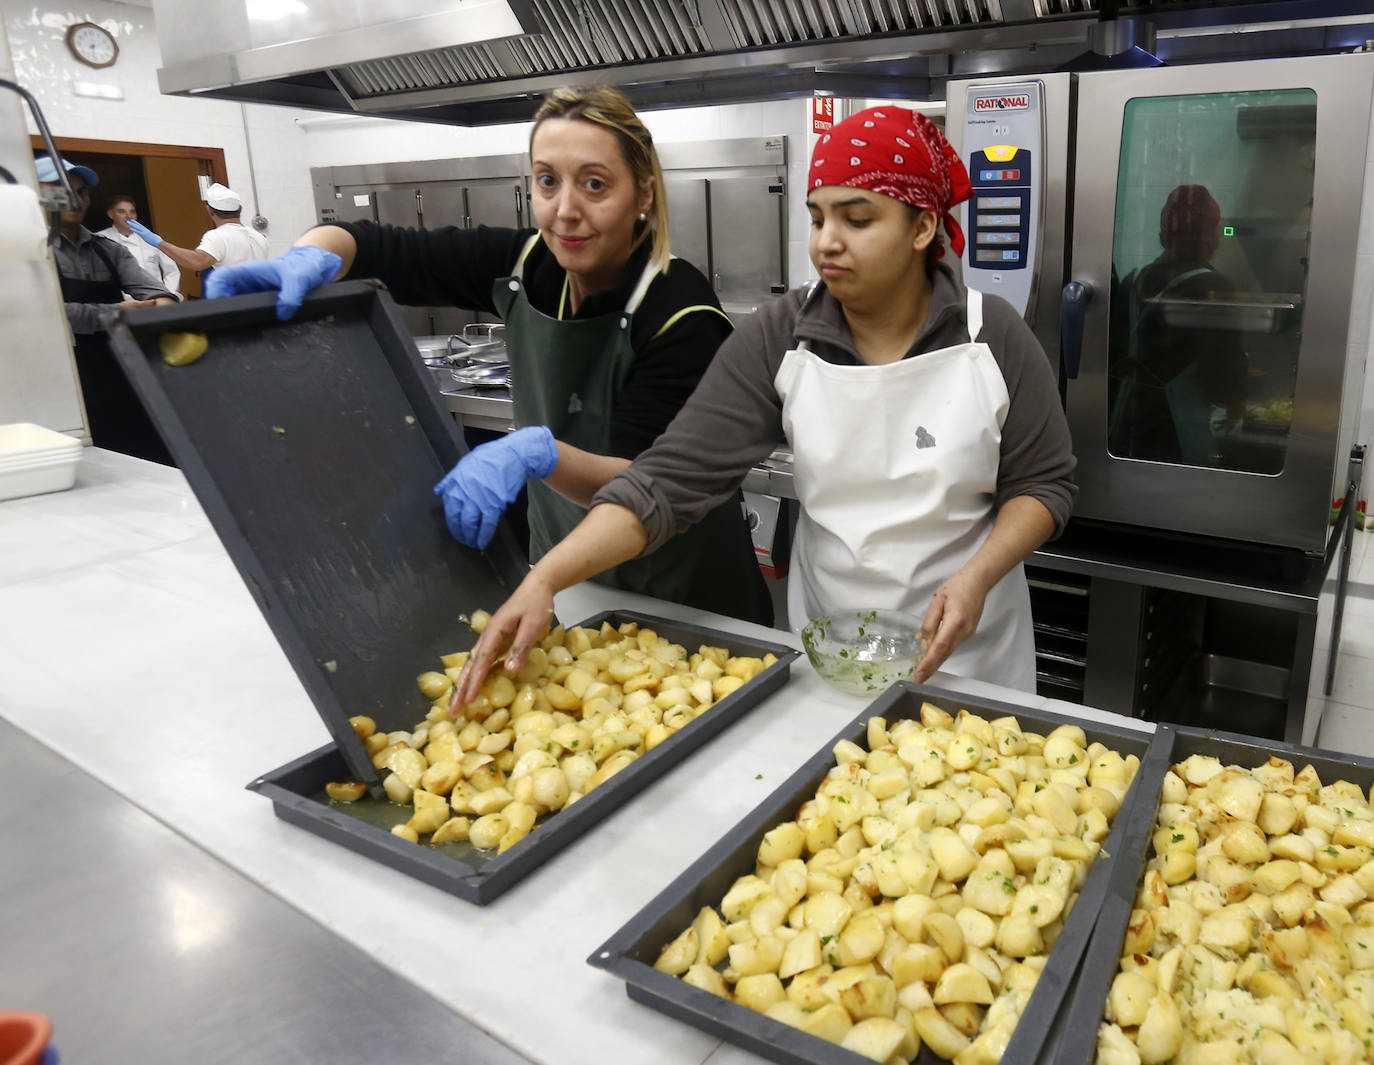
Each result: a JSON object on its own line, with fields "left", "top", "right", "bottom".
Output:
{"left": 208, "top": 86, "right": 771, "bottom": 625}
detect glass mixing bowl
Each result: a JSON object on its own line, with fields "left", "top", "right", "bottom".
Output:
{"left": 800, "top": 609, "right": 926, "bottom": 697}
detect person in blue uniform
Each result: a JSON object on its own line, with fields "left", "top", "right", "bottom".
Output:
{"left": 203, "top": 86, "right": 772, "bottom": 626}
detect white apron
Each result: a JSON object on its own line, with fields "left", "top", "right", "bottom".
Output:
{"left": 777, "top": 287, "right": 1037, "bottom": 692}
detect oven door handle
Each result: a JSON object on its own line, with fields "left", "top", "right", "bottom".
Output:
{"left": 1060, "top": 281, "right": 1093, "bottom": 379}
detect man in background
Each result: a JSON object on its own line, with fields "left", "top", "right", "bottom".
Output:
{"left": 95, "top": 192, "right": 182, "bottom": 300}
{"left": 124, "top": 182, "right": 269, "bottom": 280}
{"left": 40, "top": 156, "right": 178, "bottom": 465}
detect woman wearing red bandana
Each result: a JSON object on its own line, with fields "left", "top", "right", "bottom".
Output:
{"left": 455, "top": 107, "right": 1075, "bottom": 700}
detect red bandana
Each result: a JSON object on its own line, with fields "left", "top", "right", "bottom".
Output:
{"left": 808, "top": 106, "right": 973, "bottom": 259}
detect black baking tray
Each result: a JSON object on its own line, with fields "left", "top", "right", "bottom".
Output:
{"left": 588, "top": 682, "right": 1173, "bottom": 1065}
{"left": 106, "top": 283, "right": 533, "bottom": 791}
{"left": 1055, "top": 724, "right": 1374, "bottom": 1065}
{"left": 249, "top": 609, "right": 797, "bottom": 904}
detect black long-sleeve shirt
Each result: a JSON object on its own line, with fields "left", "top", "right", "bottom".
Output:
{"left": 335, "top": 222, "right": 732, "bottom": 460}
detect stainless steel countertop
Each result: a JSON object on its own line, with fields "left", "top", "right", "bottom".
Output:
{"left": 0, "top": 719, "right": 533, "bottom": 1065}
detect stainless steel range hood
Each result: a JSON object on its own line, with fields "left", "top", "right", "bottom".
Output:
{"left": 154, "top": 0, "right": 1374, "bottom": 124}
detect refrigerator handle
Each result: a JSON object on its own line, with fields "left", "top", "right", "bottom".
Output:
{"left": 1060, "top": 281, "right": 1094, "bottom": 380}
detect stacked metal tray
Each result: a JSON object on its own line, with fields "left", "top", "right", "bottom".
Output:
{"left": 1055, "top": 724, "right": 1374, "bottom": 1065}
{"left": 106, "top": 286, "right": 798, "bottom": 904}
{"left": 588, "top": 681, "right": 1172, "bottom": 1065}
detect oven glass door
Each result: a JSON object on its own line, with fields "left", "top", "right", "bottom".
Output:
{"left": 1065, "top": 55, "right": 1373, "bottom": 553}
{"left": 1106, "top": 89, "right": 1314, "bottom": 476}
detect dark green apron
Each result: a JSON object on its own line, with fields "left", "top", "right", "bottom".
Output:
{"left": 492, "top": 238, "right": 772, "bottom": 626}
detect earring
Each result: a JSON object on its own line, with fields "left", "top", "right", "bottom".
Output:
{"left": 638, "top": 212, "right": 647, "bottom": 221}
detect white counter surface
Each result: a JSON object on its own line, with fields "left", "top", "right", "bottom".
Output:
{"left": 0, "top": 449, "right": 1151, "bottom": 1065}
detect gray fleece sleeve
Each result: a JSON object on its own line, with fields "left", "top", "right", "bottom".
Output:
{"left": 591, "top": 294, "right": 797, "bottom": 552}
{"left": 977, "top": 293, "right": 1077, "bottom": 536}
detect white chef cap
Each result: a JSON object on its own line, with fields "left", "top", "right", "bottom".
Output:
{"left": 205, "top": 183, "right": 242, "bottom": 211}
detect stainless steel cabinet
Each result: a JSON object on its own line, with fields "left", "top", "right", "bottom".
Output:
{"left": 658, "top": 137, "right": 789, "bottom": 316}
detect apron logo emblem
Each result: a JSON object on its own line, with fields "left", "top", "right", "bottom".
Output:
{"left": 915, "top": 426, "right": 937, "bottom": 449}
{"left": 567, "top": 393, "right": 584, "bottom": 414}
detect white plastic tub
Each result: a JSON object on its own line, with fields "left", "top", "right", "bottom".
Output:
{"left": 0, "top": 423, "right": 83, "bottom": 501}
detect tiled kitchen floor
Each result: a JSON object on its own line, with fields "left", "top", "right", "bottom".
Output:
{"left": 1313, "top": 523, "right": 1374, "bottom": 756}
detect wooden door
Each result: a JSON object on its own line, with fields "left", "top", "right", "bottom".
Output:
{"left": 143, "top": 156, "right": 213, "bottom": 298}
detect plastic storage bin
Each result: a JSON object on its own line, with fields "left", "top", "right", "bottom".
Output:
{"left": 0, "top": 423, "right": 82, "bottom": 502}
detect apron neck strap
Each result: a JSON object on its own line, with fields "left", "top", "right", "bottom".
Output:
{"left": 521, "top": 233, "right": 661, "bottom": 320}
{"left": 624, "top": 257, "right": 661, "bottom": 314}
{"left": 514, "top": 233, "right": 542, "bottom": 280}
{"left": 965, "top": 287, "right": 985, "bottom": 343}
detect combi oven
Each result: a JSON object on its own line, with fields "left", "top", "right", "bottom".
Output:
{"left": 947, "top": 54, "right": 1374, "bottom": 555}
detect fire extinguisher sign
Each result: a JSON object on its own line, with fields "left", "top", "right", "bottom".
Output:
{"left": 812, "top": 97, "right": 834, "bottom": 134}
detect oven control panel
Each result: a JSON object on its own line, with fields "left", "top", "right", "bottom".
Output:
{"left": 957, "top": 81, "right": 1044, "bottom": 317}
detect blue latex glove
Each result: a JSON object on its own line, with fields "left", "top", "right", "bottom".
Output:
{"left": 203, "top": 245, "right": 344, "bottom": 320}
{"left": 125, "top": 218, "right": 163, "bottom": 248}
{"left": 434, "top": 427, "right": 559, "bottom": 549}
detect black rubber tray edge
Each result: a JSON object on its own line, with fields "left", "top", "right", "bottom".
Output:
{"left": 1055, "top": 723, "right": 1374, "bottom": 1065}
{"left": 586, "top": 680, "right": 1169, "bottom": 1065}
{"left": 248, "top": 609, "right": 799, "bottom": 905}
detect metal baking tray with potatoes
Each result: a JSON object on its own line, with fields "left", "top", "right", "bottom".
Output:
{"left": 589, "top": 682, "right": 1171, "bottom": 1065}
{"left": 1055, "top": 724, "right": 1374, "bottom": 1065}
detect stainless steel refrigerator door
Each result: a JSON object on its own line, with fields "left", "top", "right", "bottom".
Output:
{"left": 463, "top": 180, "right": 523, "bottom": 229}
{"left": 416, "top": 182, "right": 465, "bottom": 228}
{"left": 707, "top": 175, "right": 785, "bottom": 305}
{"left": 1064, "top": 53, "right": 1374, "bottom": 554}
{"left": 663, "top": 175, "right": 710, "bottom": 279}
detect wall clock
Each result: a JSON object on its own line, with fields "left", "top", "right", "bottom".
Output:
{"left": 66, "top": 22, "right": 118, "bottom": 69}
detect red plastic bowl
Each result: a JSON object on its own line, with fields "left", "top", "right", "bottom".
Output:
{"left": 0, "top": 1012, "right": 51, "bottom": 1065}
